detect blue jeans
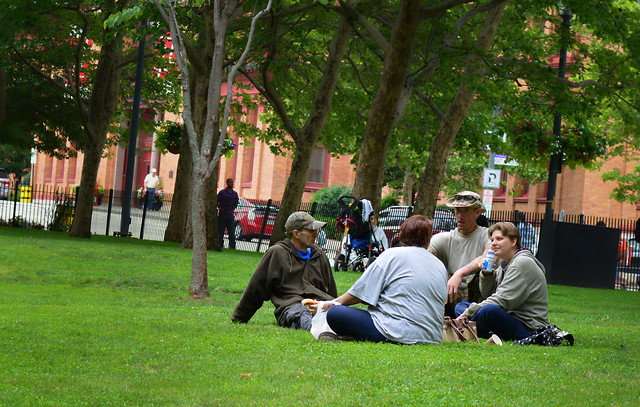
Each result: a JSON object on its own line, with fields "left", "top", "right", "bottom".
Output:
{"left": 326, "top": 305, "right": 390, "bottom": 343}
{"left": 144, "top": 188, "right": 155, "bottom": 208}
{"left": 455, "top": 302, "right": 533, "bottom": 340}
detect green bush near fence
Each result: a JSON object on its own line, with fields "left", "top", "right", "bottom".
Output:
{"left": 1, "top": 227, "right": 639, "bottom": 406}
{"left": 380, "top": 192, "right": 401, "bottom": 210}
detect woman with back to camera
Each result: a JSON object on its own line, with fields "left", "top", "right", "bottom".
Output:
{"left": 455, "top": 221, "right": 548, "bottom": 341}
{"left": 310, "top": 215, "right": 448, "bottom": 344}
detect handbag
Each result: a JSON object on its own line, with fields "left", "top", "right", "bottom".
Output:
{"left": 442, "top": 316, "right": 479, "bottom": 343}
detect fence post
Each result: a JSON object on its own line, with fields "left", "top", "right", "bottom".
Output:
{"left": 140, "top": 191, "right": 149, "bottom": 240}
{"left": 256, "top": 199, "right": 273, "bottom": 252}
{"left": 11, "top": 181, "right": 19, "bottom": 226}
{"left": 309, "top": 202, "right": 318, "bottom": 217}
{"left": 105, "top": 189, "right": 113, "bottom": 236}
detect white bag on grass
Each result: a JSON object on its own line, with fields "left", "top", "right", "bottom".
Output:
{"left": 310, "top": 301, "right": 337, "bottom": 339}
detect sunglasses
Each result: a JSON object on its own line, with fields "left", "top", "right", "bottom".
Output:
{"left": 454, "top": 194, "right": 479, "bottom": 202}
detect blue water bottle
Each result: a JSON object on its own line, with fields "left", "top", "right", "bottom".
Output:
{"left": 482, "top": 250, "right": 495, "bottom": 272}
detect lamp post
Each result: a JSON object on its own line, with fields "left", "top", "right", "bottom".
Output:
{"left": 544, "top": 7, "right": 572, "bottom": 220}
{"left": 119, "top": 26, "right": 146, "bottom": 236}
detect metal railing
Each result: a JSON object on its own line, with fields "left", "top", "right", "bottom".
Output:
{"left": 2, "top": 183, "right": 638, "bottom": 291}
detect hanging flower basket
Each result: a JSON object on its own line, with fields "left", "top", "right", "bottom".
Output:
{"left": 512, "top": 119, "right": 555, "bottom": 157}
{"left": 221, "top": 138, "right": 237, "bottom": 159}
{"left": 155, "top": 122, "right": 183, "bottom": 155}
{"left": 167, "top": 142, "right": 181, "bottom": 154}
{"left": 561, "top": 127, "right": 606, "bottom": 168}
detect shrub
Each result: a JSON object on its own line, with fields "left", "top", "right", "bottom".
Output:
{"left": 380, "top": 193, "right": 400, "bottom": 210}
{"left": 310, "top": 184, "right": 353, "bottom": 207}
{"left": 309, "top": 185, "right": 352, "bottom": 237}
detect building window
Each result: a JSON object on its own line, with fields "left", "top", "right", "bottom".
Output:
{"left": 241, "top": 138, "right": 255, "bottom": 186}
{"left": 513, "top": 177, "right": 529, "bottom": 203}
{"left": 55, "top": 158, "right": 65, "bottom": 182}
{"left": 67, "top": 157, "right": 77, "bottom": 183}
{"left": 306, "top": 147, "right": 329, "bottom": 190}
{"left": 44, "top": 155, "right": 53, "bottom": 182}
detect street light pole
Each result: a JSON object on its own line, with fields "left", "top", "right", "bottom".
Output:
{"left": 119, "top": 29, "right": 146, "bottom": 236}
{"left": 544, "top": 7, "right": 572, "bottom": 220}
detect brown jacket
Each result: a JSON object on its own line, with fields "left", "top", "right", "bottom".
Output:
{"left": 232, "top": 239, "right": 338, "bottom": 323}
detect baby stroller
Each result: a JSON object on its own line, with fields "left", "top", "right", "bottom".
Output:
{"left": 334, "top": 195, "right": 384, "bottom": 272}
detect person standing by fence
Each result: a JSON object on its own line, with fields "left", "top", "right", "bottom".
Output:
{"left": 217, "top": 178, "right": 239, "bottom": 249}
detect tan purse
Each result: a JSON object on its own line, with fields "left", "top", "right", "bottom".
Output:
{"left": 442, "top": 316, "right": 479, "bottom": 343}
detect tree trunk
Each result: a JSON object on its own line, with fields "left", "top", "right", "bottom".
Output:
{"left": 189, "top": 158, "right": 210, "bottom": 298}
{"left": 70, "top": 37, "right": 124, "bottom": 238}
{"left": 0, "top": 67, "right": 6, "bottom": 127}
{"left": 269, "top": 141, "right": 313, "bottom": 244}
{"left": 164, "top": 130, "right": 192, "bottom": 242}
{"left": 180, "top": 63, "right": 221, "bottom": 249}
{"left": 414, "top": 1, "right": 507, "bottom": 217}
{"left": 268, "top": 10, "right": 352, "bottom": 244}
{"left": 402, "top": 170, "right": 417, "bottom": 206}
{"left": 352, "top": 0, "right": 423, "bottom": 212}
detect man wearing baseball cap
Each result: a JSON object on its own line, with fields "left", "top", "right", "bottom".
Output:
{"left": 428, "top": 191, "right": 491, "bottom": 316}
{"left": 232, "top": 212, "right": 337, "bottom": 329}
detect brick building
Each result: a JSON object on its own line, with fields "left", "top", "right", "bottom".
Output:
{"left": 30, "top": 110, "right": 357, "bottom": 204}
{"left": 28, "top": 78, "right": 638, "bottom": 219}
{"left": 487, "top": 153, "right": 639, "bottom": 220}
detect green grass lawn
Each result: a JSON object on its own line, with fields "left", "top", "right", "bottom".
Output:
{"left": 1, "top": 227, "right": 639, "bottom": 406}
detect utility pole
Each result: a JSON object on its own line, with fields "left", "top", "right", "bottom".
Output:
{"left": 119, "top": 28, "right": 146, "bottom": 236}
{"left": 544, "top": 7, "right": 572, "bottom": 220}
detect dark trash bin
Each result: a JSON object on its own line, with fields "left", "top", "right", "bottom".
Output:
{"left": 537, "top": 220, "right": 618, "bottom": 289}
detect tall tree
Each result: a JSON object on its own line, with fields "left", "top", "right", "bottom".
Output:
{"left": 244, "top": 1, "right": 353, "bottom": 245}
{"left": 0, "top": 0, "right": 181, "bottom": 237}
{"left": 346, "top": 0, "right": 640, "bottom": 214}
{"left": 415, "top": 0, "right": 507, "bottom": 214}
{"left": 150, "top": 0, "right": 272, "bottom": 297}
{"left": 0, "top": 144, "right": 30, "bottom": 183}
{"left": 1, "top": 0, "right": 131, "bottom": 237}
{"left": 350, "top": 0, "right": 425, "bottom": 211}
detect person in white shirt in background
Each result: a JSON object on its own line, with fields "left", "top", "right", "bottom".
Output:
{"left": 142, "top": 168, "right": 159, "bottom": 208}
{"left": 371, "top": 215, "right": 389, "bottom": 251}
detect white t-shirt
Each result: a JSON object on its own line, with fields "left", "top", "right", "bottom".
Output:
{"left": 347, "top": 246, "right": 447, "bottom": 344}
{"left": 372, "top": 225, "right": 389, "bottom": 250}
{"left": 429, "top": 226, "right": 490, "bottom": 281}
{"left": 144, "top": 173, "right": 159, "bottom": 189}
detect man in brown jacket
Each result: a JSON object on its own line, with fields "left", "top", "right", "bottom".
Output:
{"left": 232, "top": 212, "right": 338, "bottom": 329}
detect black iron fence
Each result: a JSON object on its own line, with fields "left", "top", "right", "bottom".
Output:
{"left": 0, "top": 184, "right": 173, "bottom": 240}
{"left": 2, "top": 183, "right": 638, "bottom": 291}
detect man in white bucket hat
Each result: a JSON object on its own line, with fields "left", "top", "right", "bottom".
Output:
{"left": 428, "top": 191, "right": 491, "bottom": 316}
